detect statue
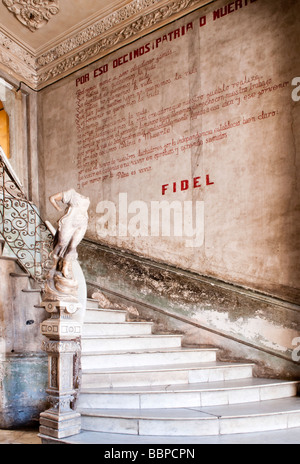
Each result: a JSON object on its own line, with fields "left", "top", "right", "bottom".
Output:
{"left": 40, "top": 188, "right": 90, "bottom": 439}
{"left": 44, "top": 188, "right": 90, "bottom": 302}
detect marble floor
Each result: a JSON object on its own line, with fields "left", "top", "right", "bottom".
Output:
{"left": 0, "top": 428, "right": 41, "bottom": 445}
{"left": 1, "top": 427, "right": 300, "bottom": 445}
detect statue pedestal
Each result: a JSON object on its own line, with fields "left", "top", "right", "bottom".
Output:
{"left": 39, "top": 300, "right": 82, "bottom": 439}
{"left": 40, "top": 409, "right": 81, "bottom": 439}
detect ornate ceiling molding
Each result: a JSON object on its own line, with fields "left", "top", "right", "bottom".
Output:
{"left": 36, "top": 0, "right": 162, "bottom": 67}
{"left": 0, "top": 29, "right": 38, "bottom": 84}
{"left": 0, "top": 0, "right": 213, "bottom": 90}
{"left": 2, "top": 0, "right": 60, "bottom": 32}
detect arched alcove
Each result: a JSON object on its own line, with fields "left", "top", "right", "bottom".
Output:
{"left": 0, "top": 100, "right": 10, "bottom": 158}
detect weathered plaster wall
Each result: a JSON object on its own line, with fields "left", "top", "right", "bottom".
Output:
{"left": 40, "top": 0, "right": 300, "bottom": 305}
{"left": 0, "top": 258, "right": 48, "bottom": 428}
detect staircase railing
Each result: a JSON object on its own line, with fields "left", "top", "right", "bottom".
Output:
{"left": 0, "top": 146, "right": 54, "bottom": 283}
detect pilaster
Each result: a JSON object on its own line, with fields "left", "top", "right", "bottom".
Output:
{"left": 39, "top": 300, "right": 82, "bottom": 439}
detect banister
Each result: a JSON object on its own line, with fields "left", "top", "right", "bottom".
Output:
{"left": 86, "top": 278, "right": 300, "bottom": 366}
{"left": 81, "top": 237, "right": 300, "bottom": 313}
{"left": 0, "top": 146, "right": 54, "bottom": 282}
{"left": 0, "top": 145, "right": 23, "bottom": 192}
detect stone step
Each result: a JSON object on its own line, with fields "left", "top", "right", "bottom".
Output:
{"left": 82, "top": 334, "right": 183, "bottom": 352}
{"left": 81, "top": 347, "right": 218, "bottom": 370}
{"left": 10, "top": 272, "right": 30, "bottom": 278}
{"left": 22, "top": 288, "right": 41, "bottom": 293}
{"left": 79, "top": 397, "right": 300, "bottom": 436}
{"left": 81, "top": 362, "right": 255, "bottom": 388}
{"left": 82, "top": 322, "right": 153, "bottom": 337}
{"left": 86, "top": 299, "right": 100, "bottom": 309}
{"left": 77, "top": 379, "right": 299, "bottom": 410}
{"left": 45, "top": 426, "right": 300, "bottom": 444}
{"left": 0, "top": 242, "right": 16, "bottom": 259}
{"left": 0, "top": 254, "right": 17, "bottom": 261}
{"left": 85, "top": 309, "right": 127, "bottom": 323}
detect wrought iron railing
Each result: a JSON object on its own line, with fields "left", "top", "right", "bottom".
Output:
{"left": 0, "top": 146, "right": 54, "bottom": 283}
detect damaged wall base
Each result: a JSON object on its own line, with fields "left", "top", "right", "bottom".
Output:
{"left": 78, "top": 239, "right": 300, "bottom": 380}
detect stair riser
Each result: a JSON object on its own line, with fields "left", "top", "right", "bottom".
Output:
{"left": 82, "top": 336, "right": 182, "bottom": 352}
{"left": 85, "top": 311, "right": 126, "bottom": 323}
{"left": 81, "top": 350, "right": 217, "bottom": 370}
{"left": 220, "top": 411, "right": 300, "bottom": 435}
{"left": 83, "top": 323, "right": 153, "bottom": 336}
{"left": 77, "top": 384, "right": 298, "bottom": 410}
{"left": 81, "top": 411, "right": 300, "bottom": 436}
{"left": 81, "top": 366, "right": 254, "bottom": 388}
{"left": 189, "top": 365, "right": 254, "bottom": 383}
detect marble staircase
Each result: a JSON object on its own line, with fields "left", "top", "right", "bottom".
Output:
{"left": 76, "top": 298, "right": 300, "bottom": 438}
{"left": 1, "top": 245, "right": 300, "bottom": 441}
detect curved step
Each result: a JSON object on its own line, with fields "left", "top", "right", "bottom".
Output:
{"left": 79, "top": 397, "right": 300, "bottom": 436}
{"left": 81, "top": 347, "right": 218, "bottom": 370}
{"left": 81, "top": 362, "right": 255, "bottom": 388}
{"left": 77, "top": 379, "right": 299, "bottom": 410}
{"left": 47, "top": 426, "right": 300, "bottom": 444}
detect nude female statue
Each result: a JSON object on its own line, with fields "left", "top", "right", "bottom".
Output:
{"left": 49, "top": 189, "right": 90, "bottom": 280}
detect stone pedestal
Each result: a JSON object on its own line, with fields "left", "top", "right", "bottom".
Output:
{"left": 39, "top": 300, "right": 82, "bottom": 439}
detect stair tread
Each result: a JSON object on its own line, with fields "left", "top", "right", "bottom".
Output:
{"left": 10, "top": 272, "right": 30, "bottom": 277}
{"left": 22, "top": 288, "right": 41, "bottom": 293}
{"left": 51, "top": 426, "right": 300, "bottom": 444}
{"left": 80, "top": 378, "right": 299, "bottom": 394}
{"left": 86, "top": 308, "right": 127, "bottom": 313}
{"left": 83, "top": 322, "right": 152, "bottom": 325}
{"left": 82, "top": 361, "right": 255, "bottom": 375}
{"left": 79, "top": 397, "right": 300, "bottom": 419}
{"left": 82, "top": 334, "right": 181, "bottom": 340}
{"left": 0, "top": 255, "right": 17, "bottom": 261}
{"left": 82, "top": 347, "right": 218, "bottom": 356}
{"left": 83, "top": 399, "right": 300, "bottom": 419}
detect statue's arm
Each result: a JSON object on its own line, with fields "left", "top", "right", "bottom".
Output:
{"left": 49, "top": 192, "right": 64, "bottom": 212}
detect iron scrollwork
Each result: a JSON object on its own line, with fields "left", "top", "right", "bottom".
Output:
{"left": 0, "top": 152, "right": 54, "bottom": 283}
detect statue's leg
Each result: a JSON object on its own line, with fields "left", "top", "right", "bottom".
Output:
{"left": 61, "top": 224, "right": 87, "bottom": 279}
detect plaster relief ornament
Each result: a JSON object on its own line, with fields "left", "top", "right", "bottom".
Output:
{"left": 2, "top": 0, "right": 60, "bottom": 32}
{"left": 44, "top": 189, "right": 90, "bottom": 302}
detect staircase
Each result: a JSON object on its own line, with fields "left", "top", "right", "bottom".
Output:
{"left": 72, "top": 298, "right": 300, "bottom": 440}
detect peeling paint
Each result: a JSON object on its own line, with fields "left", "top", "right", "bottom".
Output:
{"left": 0, "top": 354, "right": 48, "bottom": 428}
{"left": 79, "top": 240, "right": 300, "bottom": 378}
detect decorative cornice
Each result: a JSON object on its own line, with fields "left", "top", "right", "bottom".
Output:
{"left": 0, "top": 29, "right": 36, "bottom": 68}
{"left": 2, "top": 0, "right": 60, "bottom": 32}
{"left": 37, "top": 0, "right": 162, "bottom": 66}
{"left": 0, "top": 0, "right": 212, "bottom": 89}
{"left": 0, "top": 42, "right": 38, "bottom": 85}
